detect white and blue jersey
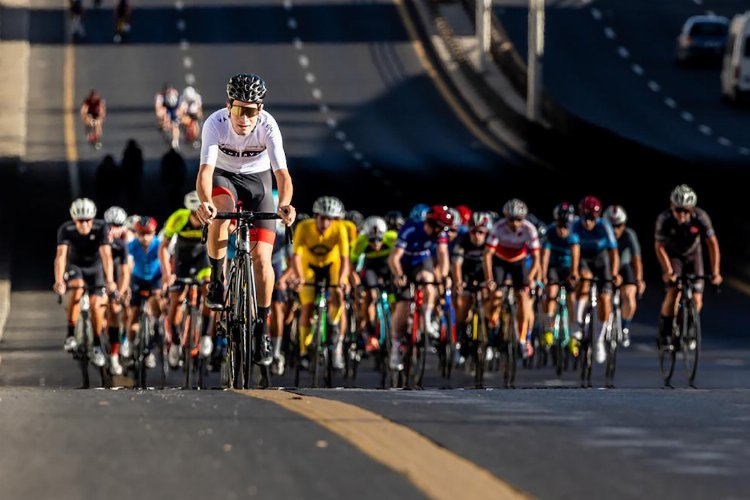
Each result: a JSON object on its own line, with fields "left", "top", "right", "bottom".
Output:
{"left": 396, "top": 221, "right": 448, "bottom": 268}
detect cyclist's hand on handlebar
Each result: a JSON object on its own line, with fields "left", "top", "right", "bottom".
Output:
{"left": 106, "top": 281, "right": 118, "bottom": 295}
{"left": 637, "top": 279, "right": 646, "bottom": 296}
{"left": 196, "top": 201, "right": 217, "bottom": 225}
{"left": 613, "top": 273, "right": 622, "bottom": 287}
{"left": 486, "top": 279, "right": 497, "bottom": 292}
{"left": 568, "top": 273, "right": 579, "bottom": 287}
{"left": 662, "top": 271, "right": 676, "bottom": 284}
{"left": 394, "top": 274, "right": 407, "bottom": 288}
{"left": 278, "top": 205, "right": 296, "bottom": 226}
{"left": 711, "top": 273, "right": 723, "bottom": 286}
{"left": 53, "top": 282, "right": 66, "bottom": 296}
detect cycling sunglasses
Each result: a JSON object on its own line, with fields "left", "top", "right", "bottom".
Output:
{"left": 230, "top": 105, "right": 260, "bottom": 118}
{"left": 74, "top": 218, "right": 93, "bottom": 224}
{"left": 673, "top": 207, "right": 691, "bottom": 214}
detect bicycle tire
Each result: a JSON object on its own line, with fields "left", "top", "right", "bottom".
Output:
{"left": 442, "top": 305, "right": 455, "bottom": 380}
{"left": 474, "top": 302, "right": 488, "bottom": 389}
{"left": 506, "top": 301, "right": 518, "bottom": 388}
{"left": 76, "top": 315, "right": 90, "bottom": 389}
{"left": 244, "top": 255, "right": 258, "bottom": 390}
{"left": 553, "top": 302, "right": 565, "bottom": 377}
{"left": 683, "top": 301, "right": 701, "bottom": 386}
{"left": 580, "top": 310, "right": 594, "bottom": 388}
{"left": 402, "top": 301, "right": 415, "bottom": 388}
{"left": 311, "top": 308, "right": 323, "bottom": 388}
{"left": 378, "top": 301, "right": 392, "bottom": 389}
{"left": 414, "top": 311, "right": 427, "bottom": 389}
{"left": 659, "top": 316, "right": 677, "bottom": 387}
{"left": 604, "top": 314, "right": 617, "bottom": 388}
{"left": 183, "top": 307, "right": 194, "bottom": 390}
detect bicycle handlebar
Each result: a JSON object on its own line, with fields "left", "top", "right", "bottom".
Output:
{"left": 200, "top": 211, "right": 293, "bottom": 246}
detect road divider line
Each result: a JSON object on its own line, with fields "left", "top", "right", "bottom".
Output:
{"left": 63, "top": 44, "right": 80, "bottom": 198}
{"left": 240, "top": 390, "right": 528, "bottom": 500}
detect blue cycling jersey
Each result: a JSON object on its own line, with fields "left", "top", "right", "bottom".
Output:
{"left": 128, "top": 237, "right": 162, "bottom": 280}
{"left": 571, "top": 217, "right": 617, "bottom": 258}
{"left": 396, "top": 220, "right": 447, "bottom": 268}
{"left": 544, "top": 223, "right": 580, "bottom": 269}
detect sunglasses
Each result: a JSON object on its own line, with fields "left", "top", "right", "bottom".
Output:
{"left": 471, "top": 229, "right": 489, "bottom": 235}
{"left": 75, "top": 218, "right": 93, "bottom": 224}
{"left": 613, "top": 223, "right": 625, "bottom": 229}
{"left": 230, "top": 105, "right": 260, "bottom": 118}
{"left": 583, "top": 214, "right": 597, "bottom": 221}
{"left": 673, "top": 207, "right": 691, "bottom": 214}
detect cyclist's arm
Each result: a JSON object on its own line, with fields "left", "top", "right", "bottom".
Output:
{"left": 541, "top": 247, "right": 550, "bottom": 280}
{"left": 388, "top": 247, "right": 405, "bottom": 279}
{"left": 451, "top": 257, "right": 463, "bottom": 288}
{"left": 196, "top": 163, "right": 214, "bottom": 204}
{"left": 118, "top": 258, "right": 131, "bottom": 294}
{"left": 273, "top": 169, "right": 294, "bottom": 216}
{"left": 158, "top": 237, "right": 172, "bottom": 281}
{"left": 435, "top": 243, "right": 449, "bottom": 281}
{"left": 654, "top": 241, "right": 672, "bottom": 276}
{"left": 482, "top": 246, "right": 495, "bottom": 285}
{"left": 609, "top": 248, "right": 619, "bottom": 279}
{"left": 291, "top": 252, "right": 303, "bottom": 282}
{"left": 99, "top": 99, "right": 106, "bottom": 120}
{"left": 706, "top": 235, "right": 721, "bottom": 278}
{"left": 99, "top": 245, "right": 114, "bottom": 285}
{"left": 570, "top": 244, "right": 580, "bottom": 278}
{"left": 79, "top": 102, "right": 89, "bottom": 120}
{"left": 54, "top": 245, "right": 68, "bottom": 286}
{"left": 530, "top": 248, "right": 541, "bottom": 284}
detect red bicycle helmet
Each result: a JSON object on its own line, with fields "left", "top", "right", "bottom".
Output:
{"left": 455, "top": 205, "right": 472, "bottom": 226}
{"left": 426, "top": 205, "right": 454, "bottom": 229}
{"left": 579, "top": 196, "right": 603, "bottom": 217}
{"left": 134, "top": 216, "right": 157, "bottom": 234}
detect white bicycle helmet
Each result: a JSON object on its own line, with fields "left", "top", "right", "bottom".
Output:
{"left": 362, "top": 216, "right": 387, "bottom": 241}
{"left": 502, "top": 198, "right": 528, "bottom": 219}
{"left": 103, "top": 206, "right": 127, "bottom": 226}
{"left": 604, "top": 205, "right": 627, "bottom": 225}
{"left": 312, "top": 196, "right": 345, "bottom": 219}
{"left": 184, "top": 190, "right": 201, "bottom": 211}
{"left": 125, "top": 214, "right": 140, "bottom": 231}
{"left": 670, "top": 184, "right": 697, "bottom": 208}
{"left": 69, "top": 198, "right": 97, "bottom": 220}
{"left": 469, "top": 211, "right": 493, "bottom": 230}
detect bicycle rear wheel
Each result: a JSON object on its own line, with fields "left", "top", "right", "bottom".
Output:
{"left": 501, "top": 302, "right": 518, "bottom": 388}
{"left": 183, "top": 307, "right": 196, "bottom": 390}
{"left": 311, "top": 308, "right": 325, "bottom": 388}
{"left": 682, "top": 302, "right": 701, "bottom": 386}
{"left": 659, "top": 317, "right": 677, "bottom": 387}
{"left": 580, "top": 311, "right": 594, "bottom": 388}
{"left": 604, "top": 316, "right": 618, "bottom": 388}
{"left": 474, "top": 305, "right": 488, "bottom": 389}
{"left": 76, "top": 317, "right": 91, "bottom": 389}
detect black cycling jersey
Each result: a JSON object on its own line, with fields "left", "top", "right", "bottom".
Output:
{"left": 654, "top": 207, "right": 714, "bottom": 257}
{"left": 617, "top": 227, "right": 641, "bottom": 267}
{"left": 451, "top": 232, "right": 484, "bottom": 280}
{"left": 111, "top": 237, "right": 129, "bottom": 267}
{"left": 57, "top": 220, "right": 111, "bottom": 268}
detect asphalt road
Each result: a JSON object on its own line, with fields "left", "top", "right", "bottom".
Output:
{"left": 494, "top": 0, "right": 750, "bottom": 165}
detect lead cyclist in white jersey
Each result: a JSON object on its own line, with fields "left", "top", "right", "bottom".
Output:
{"left": 194, "top": 73, "right": 296, "bottom": 367}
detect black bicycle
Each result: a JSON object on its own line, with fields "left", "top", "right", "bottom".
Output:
{"left": 131, "top": 288, "right": 159, "bottom": 389}
{"left": 659, "top": 274, "right": 712, "bottom": 388}
{"left": 203, "top": 208, "right": 289, "bottom": 390}
{"left": 464, "top": 280, "right": 489, "bottom": 388}
{"left": 176, "top": 277, "right": 208, "bottom": 390}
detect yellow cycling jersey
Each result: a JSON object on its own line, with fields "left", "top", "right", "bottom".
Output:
{"left": 339, "top": 219, "right": 357, "bottom": 247}
{"left": 293, "top": 219, "right": 349, "bottom": 263}
{"left": 163, "top": 209, "right": 202, "bottom": 243}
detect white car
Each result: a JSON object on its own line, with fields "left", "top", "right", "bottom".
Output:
{"left": 721, "top": 11, "right": 750, "bottom": 103}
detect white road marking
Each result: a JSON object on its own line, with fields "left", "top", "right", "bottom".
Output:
{"left": 183, "top": 56, "right": 193, "bottom": 69}
{"left": 293, "top": 37, "right": 303, "bottom": 50}
{"left": 343, "top": 142, "right": 355, "bottom": 151}
{"left": 288, "top": 17, "right": 298, "bottom": 30}
{"left": 693, "top": 0, "right": 703, "bottom": 4}
{"left": 698, "top": 124, "right": 712, "bottom": 135}
{"left": 283, "top": 0, "right": 293, "bottom": 11}
{"left": 740, "top": 147, "right": 750, "bottom": 155}
{"left": 681, "top": 111, "right": 694, "bottom": 122}
{"left": 591, "top": 8, "right": 602, "bottom": 20}
{"left": 175, "top": 0, "right": 184, "bottom": 10}
{"left": 666, "top": 464, "right": 733, "bottom": 476}
{"left": 353, "top": 152, "right": 364, "bottom": 161}
{"left": 593, "top": 427, "right": 648, "bottom": 437}
{"left": 325, "top": 117, "right": 337, "bottom": 128}
{"left": 319, "top": 104, "right": 329, "bottom": 114}
{"left": 617, "top": 46, "right": 630, "bottom": 59}
{"left": 335, "top": 131, "right": 347, "bottom": 141}
{"left": 664, "top": 97, "right": 677, "bottom": 108}
{"left": 647, "top": 81, "right": 661, "bottom": 92}
{"left": 305, "top": 72, "right": 316, "bottom": 84}
{"left": 311, "top": 88, "right": 322, "bottom": 100}
{"left": 180, "top": 40, "right": 189, "bottom": 50}
{"left": 185, "top": 73, "right": 195, "bottom": 85}
{"left": 298, "top": 55, "right": 309, "bottom": 68}
{"left": 632, "top": 64, "right": 644, "bottom": 75}
{"left": 718, "top": 137, "right": 732, "bottom": 147}
{"left": 604, "top": 27, "right": 616, "bottom": 39}
{"left": 177, "top": 19, "right": 186, "bottom": 31}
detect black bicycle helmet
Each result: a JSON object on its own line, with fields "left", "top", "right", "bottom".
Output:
{"left": 226, "top": 73, "right": 267, "bottom": 104}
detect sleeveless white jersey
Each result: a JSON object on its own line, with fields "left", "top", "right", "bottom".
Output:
{"left": 200, "top": 108, "right": 288, "bottom": 175}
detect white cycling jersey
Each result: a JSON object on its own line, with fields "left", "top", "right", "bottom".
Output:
{"left": 200, "top": 108, "right": 288, "bottom": 175}
{"left": 487, "top": 218, "right": 540, "bottom": 261}
{"left": 180, "top": 93, "right": 202, "bottom": 116}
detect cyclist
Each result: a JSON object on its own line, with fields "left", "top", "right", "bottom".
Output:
{"left": 69, "top": 0, "right": 85, "bottom": 38}
{"left": 160, "top": 191, "right": 214, "bottom": 368}
{"left": 180, "top": 86, "right": 203, "bottom": 148}
{"left": 350, "top": 216, "right": 397, "bottom": 352}
{"left": 80, "top": 89, "right": 105, "bottom": 149}
{"left": 605, "top": 205, "right": 644, "bottom": 348}
{"left": 384, "top": 210, "right": 405, "bottom": 232}
{"left": 452, "top": 211, "right": 493, "bottom": 363}
{"left": 194, "top": 73, "right": 295, "bottom": 368}
{"left": 388, "top": 205, "right": 452, "bottom": 370}
{"left": 291, "top": 196, "right": 350, "bottom": 368}
{"left": 53, "top": 198, "right": 116, "bottom": 368}
{"left": 113, "top": 0, "right": 131, "bottom": 43}
{"left": 570, "top": 196, "right": 620, "bottom": 364}
{"left": 455, "top": 205, "right": 472, "bottom": 229}
{"left": 484, "top": 199, "right": 540, "bottom": 359}
{"left": 269, "top": 189, "right": 292, "bottom": 375}
{"left": 155, "top": 83, "right": 181, "bottom": 149}
{"left": 408, "top": 203, "right": 430, "bottom": 223}
{"left": 541, "top": 202, "right": 578, "bottom": 352}
{"left": 345, "top": 210, "right": 364, "bottom": 233}
{"left": 655, "top": 185, "right": 722, "bottom": 344}
{"left": 103, "top": 206, "right": 131, "bottom": 375}
{"left": 126, "top": 217, "right": 169, "bottom": 369}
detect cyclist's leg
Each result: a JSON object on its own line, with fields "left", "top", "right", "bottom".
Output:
{"left": 488, "top": 260, "right": 507, "bottom": 344}
{"left": 206, "top": 173, "right": 237, "bottom": 306}
{"left": 575, "top": 259, "right": 594, "bottom": 338}
{"left": 659, "top": 257, "right": 683, "bottom": 340}
{"left": 688, "top": 250, "right": 705, "bottom": 312}
{"left": 510, "top": 259, "right": 531, "bottom": 345}
{"left": 620, "top": 264, "right": 637, "bottom": 331}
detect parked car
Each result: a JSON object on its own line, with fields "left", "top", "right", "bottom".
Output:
{"left": 721, "top": 11, "right": 750, "bottom": 104}
{"left": 675, "top": 15, "right": 729, "bottom": 66}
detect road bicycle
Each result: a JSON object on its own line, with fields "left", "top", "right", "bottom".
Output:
{"left": 176, "top": 277, "right": 209, "bottom": 389}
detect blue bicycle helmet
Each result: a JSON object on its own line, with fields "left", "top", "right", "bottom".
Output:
{"left": 409, "top": 203, "right": 430, "bottom": 222}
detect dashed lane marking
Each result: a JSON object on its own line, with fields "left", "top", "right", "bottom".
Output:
{"left": 240, "top": 390, "right": 528, "bottom": 500}
{"left": 681, "top": 111, "right": 694, "bottom": 122}
{"left": 604, "top": 27, "right": 616, "bottom": 39}
{"left": 617, "top": 46, "right": 629, "bottom": 59}
{"left": 647, "top": 80, "right": 661, "bottom": 92}
{"left": 591, "top": 8, "right": 602, "bottom": 20}
{"left": 632, "top": 64, "right": 644, "bottom": 75}
{"left": 718, "top": 137, "right": 732, "bottom": 147}
{"left": 698, "top": 124, "right": 712, "bottom": 136}
{"left": 63, "top": 44, "right": 80, "bottom": 198}
{"left": 664, "top": 97, "right": 676, "bottom": 108}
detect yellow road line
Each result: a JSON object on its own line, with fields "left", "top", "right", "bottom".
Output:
{"left": 63, "top": 42, "right": 80, "bottom": 197}
{"left": 392, "top": 0, "right": 507, "bottom": 157}
{"left": 240, "top": 389, "right": 529, "bottom": 500}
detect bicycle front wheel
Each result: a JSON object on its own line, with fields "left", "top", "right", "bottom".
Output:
{"left": 683, "top": 302, "right": 701, "bottom": 386}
